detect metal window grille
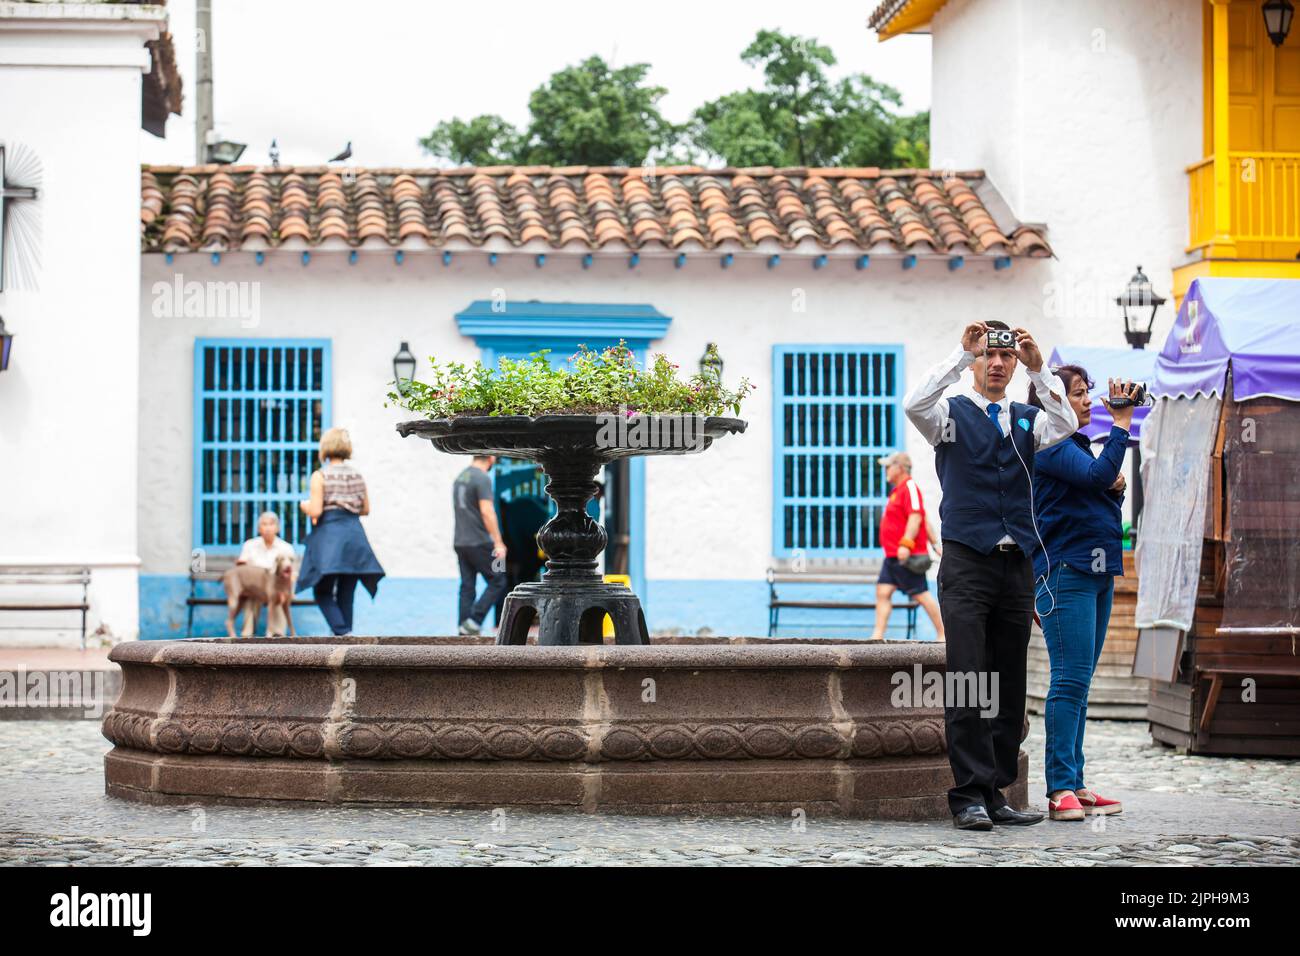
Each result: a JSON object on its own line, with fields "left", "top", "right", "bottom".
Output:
{"left": 193, "top": 340, "right": 332, "bottom": 550}
{"left": 772, "top": 345, "right": 905, "bottom": 557}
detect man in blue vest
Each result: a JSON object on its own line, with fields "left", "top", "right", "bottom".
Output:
{"left": 905, "top": 320, "right": 1077, "bottom": 830}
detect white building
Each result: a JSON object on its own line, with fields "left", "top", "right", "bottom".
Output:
{"left": 134, "top": 164, "right": 1052, "bottom": 640}
{"left": 0, "top": 1, "right": 178, "bottom": 647}
{"left": 13, "top": 0, "right": 1287, "bottom": 644}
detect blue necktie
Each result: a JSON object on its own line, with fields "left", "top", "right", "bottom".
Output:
{"left": 987, "top": 402, "right": 1003, "bottom": 436}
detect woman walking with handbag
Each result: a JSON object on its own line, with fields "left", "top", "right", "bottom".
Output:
{"left": 870, "top": 451, "right": 944, "bottom": 640}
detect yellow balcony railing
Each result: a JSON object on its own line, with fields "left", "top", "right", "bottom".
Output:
{"left": 1187, "top": 152, "right": 1300, "bottom": 253}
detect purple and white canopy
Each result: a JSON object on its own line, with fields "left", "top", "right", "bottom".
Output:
{"left": 1153, "top": 277, "right": 1300, "bottom": 402}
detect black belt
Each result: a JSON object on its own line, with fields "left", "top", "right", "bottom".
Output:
{"left": 993, "top": 542, "right": 1021, "bottom": 552}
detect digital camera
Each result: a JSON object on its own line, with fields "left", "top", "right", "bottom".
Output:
{"left": 986, "top": 329, "right": 1017, "bottom": 350}
{"left": 1109, "top": 383, "right": 1152, "bottom": 408}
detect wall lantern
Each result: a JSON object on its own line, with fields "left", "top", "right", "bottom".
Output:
{"left": 0, "top": 316, "right": 12, "bottom": 372}
{"left": 699, "top": 342, "right": 724, "bottom": 378}
{"left": 392, "top": 341, "right": 417, "bottom": 394}
{"left": 1263, "top": 0, "right": 1295, "bottom": 47}
{"left": 1116, "top": 265, "right": 1166, "bottom": 350}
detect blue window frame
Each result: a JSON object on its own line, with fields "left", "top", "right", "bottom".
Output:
{"left": 193, "top": 339, "right": 332, "bottom": 552}
{"left": 771, "top": 345, "right": 905, "bottom": 558}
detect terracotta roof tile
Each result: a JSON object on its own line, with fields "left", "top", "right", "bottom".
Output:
{"left": 139, "top": 165, "right": 1052, "bottom": 259}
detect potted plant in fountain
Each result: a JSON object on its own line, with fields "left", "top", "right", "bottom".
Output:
{"left": 390, "top": 342, "right": 753, "bottom": 646}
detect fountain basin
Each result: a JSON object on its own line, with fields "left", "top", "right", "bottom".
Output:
{"left": 102, "top": 638, "right": 1029, "bottom": 820}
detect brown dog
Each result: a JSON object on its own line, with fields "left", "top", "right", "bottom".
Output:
{"left": 222, "top": 554, "right": 297, "bottom": 638}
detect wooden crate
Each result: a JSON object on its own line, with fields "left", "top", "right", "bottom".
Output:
{"left": 1027, "top": 551, "right": 1149, "bottom": 720}
{"left": 1145, "top": 538, "right": 1300, "bottom": 756}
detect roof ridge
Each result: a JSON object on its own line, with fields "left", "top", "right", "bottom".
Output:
{"left": 140, "top": 163, "right": 989, "bottom": 180}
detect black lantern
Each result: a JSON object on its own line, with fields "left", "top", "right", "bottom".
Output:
{"left": 392, "top": 341, "right": 417, "bottom": 394}
{"left": 1116, "top": 266, "right": 1166, "bottom": 350}
{"left": 1263, "top": 0, "right": 1295, "bottom": 47}
{"left": 206, "top": 140, "right": 247, "bottom": 164}
{"left": 699, "top": 342, "right": 724, "bottom": 378}
{"left": 0, "top": 316, "right": 12, "bottom": 372}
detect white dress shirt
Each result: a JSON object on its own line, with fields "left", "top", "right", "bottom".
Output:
{"left": 904, "top": 344, "right": 1078, "bottom": 545}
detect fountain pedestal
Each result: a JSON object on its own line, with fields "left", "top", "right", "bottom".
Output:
{"left": 397, "top": 414, "right": 745, "bottom": 645}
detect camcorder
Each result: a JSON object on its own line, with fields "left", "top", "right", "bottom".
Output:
{"left": 986, "top": 328, "right": 1017, "bottom": 350}
{"left": 1109, "top": 383, "right": 1152, "bottom": 408}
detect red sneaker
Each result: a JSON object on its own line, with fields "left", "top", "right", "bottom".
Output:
{"left": 1048, "top": 792, "right": 1085, "bottom": 821}
{"left": 1076, "top": 788, "right": 1123, "bottom": 815}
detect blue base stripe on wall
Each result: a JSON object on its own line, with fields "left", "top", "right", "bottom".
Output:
{"left": 142, "top": 575, "right": 937, "bottom": 641}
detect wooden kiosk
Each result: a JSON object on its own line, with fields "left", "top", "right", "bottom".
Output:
{"left": 1133, "top": 278, "right": 1300, "bottom": 756}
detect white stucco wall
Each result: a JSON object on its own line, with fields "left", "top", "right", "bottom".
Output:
{"left": 139, "top": 251, "right": 1060, "bottom": 594}
{"left": 931, "top": 0, "right": 1202, "bottom": 351}
{"left": 0, "top": 4, "right": 165, "bottom": 645}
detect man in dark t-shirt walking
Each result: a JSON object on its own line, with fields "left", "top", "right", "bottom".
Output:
{"left": 453, "top": 455, "right": 507, "bottom": 635}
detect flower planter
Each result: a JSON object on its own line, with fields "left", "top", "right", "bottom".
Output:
{"left": 397, "top": 414, "right": 746, "bottom": 646}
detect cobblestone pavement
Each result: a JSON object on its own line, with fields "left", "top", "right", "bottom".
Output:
{"left": 1, "top": 718, "right": 1296, "bottom": 866}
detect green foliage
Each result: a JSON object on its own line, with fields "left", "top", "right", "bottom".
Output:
{"left": 419, "top": 115, "right": 522, "bottom": 167}
{"left": 518, "top": 57, "right": 678, "bottom": 166}
{"left": 418, "top": 32, "right": 929, "bottom": 169}
{"left": 690, "top": 31, "right": 929, "bottom": 168}
{"left": 419, "top": 57, "right": 679, "bottom": 166}
{"left": 387, "top": 342, "right": 754, "bottom": 419}
{"left": 889, "top": 109, "right": 932, "bottom": 168}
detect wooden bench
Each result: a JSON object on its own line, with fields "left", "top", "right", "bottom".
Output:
{"left": 0, "top": 566, "right": 91, "bottom": 649}
{"left": 767, "top": 568, "right": 919, "bottom": 639}
{"left": 187, "top": 555, "right": 315, "bottom": 638}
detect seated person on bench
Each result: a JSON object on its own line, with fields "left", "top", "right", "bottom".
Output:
{"left": 235, "top": 511, "right": 297, "bottom": 636}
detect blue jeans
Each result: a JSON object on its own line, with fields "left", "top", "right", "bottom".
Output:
{"left": 1040, "top": 562, "right": 1114, "bottom": 796}
{"left": 313, "top": 574, "right": 359, "bottom": 636}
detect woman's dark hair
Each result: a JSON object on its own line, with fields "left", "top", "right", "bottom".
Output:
{"left": 1029, "top": 363, "right": 1093, "bottom": 409}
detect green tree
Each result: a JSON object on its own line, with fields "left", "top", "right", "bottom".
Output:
{"left": 690, "top": 30, "right": 929, "bottom": 168}
{"left": 419, "top": 56, "right": 679, "bottom": 166}
{"left": 419, "top": 115, "right": 521, "bottom": 166}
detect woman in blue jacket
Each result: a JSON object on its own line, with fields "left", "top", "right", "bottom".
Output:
{"left": 1028, "top": 367, "right": 1139, "bottom": 822}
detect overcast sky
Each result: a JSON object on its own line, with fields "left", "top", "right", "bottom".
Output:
{"left": 141, "top": 0, "right": 932, "bottom": 167}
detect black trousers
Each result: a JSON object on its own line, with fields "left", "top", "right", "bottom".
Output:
{"left": 937, "top": 539, "right": 1033, "bottom": 814}
{"left": 455, "top": 543, "right": 508, "bottom": 626}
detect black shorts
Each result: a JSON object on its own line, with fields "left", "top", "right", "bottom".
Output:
{"left": 878, "top": 556, "right": 928, "bottom": 596}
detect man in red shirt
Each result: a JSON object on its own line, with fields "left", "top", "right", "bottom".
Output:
{"left": 870, "top": 451, "right": 945, "bottom": 640}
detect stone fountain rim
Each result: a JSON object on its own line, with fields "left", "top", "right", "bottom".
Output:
{"left": 109, "top": 638, "right": 944, "bottom": 670}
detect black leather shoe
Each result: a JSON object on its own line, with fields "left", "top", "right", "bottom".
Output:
{"left": 989, "top": 805, "right": 1044, "bottom": 826}
{"left": 952, "top": 806, "right": 993, "bottom": 831}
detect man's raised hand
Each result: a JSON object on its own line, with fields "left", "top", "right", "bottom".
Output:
{"left": 1013, "top": 328, "right": 1044, "bottom": 372}
{"left": 961, "top": 323, "right": 988, "bottom": 356}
